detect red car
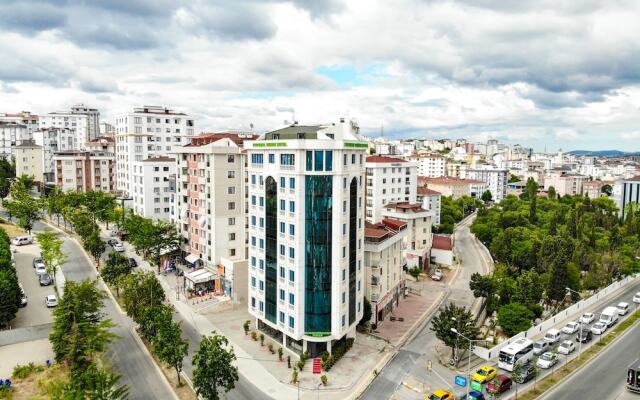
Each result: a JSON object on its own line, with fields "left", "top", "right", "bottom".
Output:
{"left": 487, "top": 375, "right": 512, "bottom": 394}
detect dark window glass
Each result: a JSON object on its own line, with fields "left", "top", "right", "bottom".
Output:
{"left": 265, "top": 176, "right": 278, "bottom": 323}
{"left": 314, "top": 150, "right": 324, "bottom": 171}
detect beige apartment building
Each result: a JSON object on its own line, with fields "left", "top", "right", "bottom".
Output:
{"left": 381, "top": 202, "right": 433, "bottom": 269}
{"left": 53, "top": 151, "right": 115, "bottom": 192}
{"left": 15, "top": 140, "right": 44, "bottom": 183}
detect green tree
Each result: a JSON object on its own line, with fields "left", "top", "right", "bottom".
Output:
{"left": 508, "top": 174, "right": 521, "bottom": 183}
{"left": 0, "top": 157, "right": 15, "bottom": 201}
{"left": 36, "top": 230, "right": 67, "bottom": 287}
{"left": 498, "top": 303, "right": 534, "bottom": 336}
{"left": 0, "top": 268, "right": 21, "bottom": 328}
{"left": 154, "top": 313, "right": 189, "bottom": 385}
{"left": 44, "top": 186, "right": 65, "bottom": 225}
{"left": 192, "top": 332, "right": 239, "bottom": 400}
{"left": 121, "top": 271, "right": 165, "bottom": 323}
{"left": 5, "top": 180, "right": 42, "bottom": 233}
{"left": 547, "top": 186, "right": 557, "bottom": 200}
{"left": 522, "top": 178, "right": 539, "bottom": 201}
{"left": 601, "top": 184, "right": 613, "bottom": 196}
{"left": 84, "top": 230, "right": 106, "bottom": 264}
{"left": 70, "top": 363, "right": 129, "bottom": 399}
{"left": 469, "top": 273, "right": 494, "bottom": 298}
{"left": 101, "top": 252, "right": 131, "bottom": 296}
{"left": 511, "top": 362, "right": 524, "bottom": 399}
{"left": 49, "top": 280, "right": 116, "bottom": 376}
{"left": 481, "top": 190, "right": 493, "bottom": 203}
{"left": 430, "top": 303, "right": 479, "bottom": 360}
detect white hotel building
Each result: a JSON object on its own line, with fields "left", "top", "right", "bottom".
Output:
{"left": 246, "top": 120, "right": 367, "bottom": 357}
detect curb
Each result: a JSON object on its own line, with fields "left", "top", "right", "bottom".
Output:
{"left": 129, "top": 326, "right": 180, "bottom": 400}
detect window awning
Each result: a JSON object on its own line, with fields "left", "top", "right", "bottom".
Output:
{"left": 185, "top": 253, "right": 200, "bottom": 264}
{"left": 185, "top": 269, "right": 214, "bottom": 284}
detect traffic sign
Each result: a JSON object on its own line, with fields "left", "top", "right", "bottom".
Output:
{"left": 455, "top": 375, "right": 467, "bottom": 387}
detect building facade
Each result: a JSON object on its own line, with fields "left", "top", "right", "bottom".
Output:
{"left": 381, "top": 203, "right": 433, "bottom": 269}
{"left": 14, "top": 140, "right": 44, "bottom": 183}
{"left": 0, "top": 121, "right": 27, "bottom": 159}
{"left": 39, "top": 104, "right": 100, "bottom": 148}
{"left": 409, "top": 153, "right": 447, "bottom": 177}
{"left": 467, "top": 165, "right": 508, "bottom": 202}
{"left": 1, "top": 112, "right": 38, "bottom": 142}
{"left": 247, "top": 121, "right": 367, "bottom": 357}
{"left": 615, "top": 176, "right": 640, "bottom": 219}
{"left": 53, "top": 151, "right": 115, "bottom": 192}
{"left": 34, "top": 127, "right": 78, "bottom": 182}
{"left": 365, "top": 156, "right": 417, "bottom": 223}
{"left": 417, "top": 187, "right": 442, "bottom": 226}
{"left": 131, "top": 156, "right": 176, "bottom": 221}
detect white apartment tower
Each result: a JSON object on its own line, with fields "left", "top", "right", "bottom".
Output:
{"left": 365, "top": 156, "right": 418, "bottom": 223}
{"left": 39, "top": 104, "right": 100, "bottom": 148}
{"left": 115, "top": 106, "right": 195, "bottom": 199}
{"left": 409, "top": 153, "right": 447, "bottom": 177}
{"left": 247, "top": 120, "right": 367, "bottom": 357}
{"left": 0, "top": 121, "right": 27, "bottom": 159}
{"left": 1, "top": 112, "right": 38, "bottom": 142}
{"left": 467, "top": 165, "right": 508, "bottom": 202}
{"left": 131, "top": 156, "right": 176, "bottom": 221}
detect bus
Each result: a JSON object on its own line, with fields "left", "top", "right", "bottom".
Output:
{"left": 498, "top": 338, "right": 534, "bottom": 371}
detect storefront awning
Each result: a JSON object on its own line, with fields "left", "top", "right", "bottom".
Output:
{"left": 185, "top": 253, "right": 200, "bottom": 264}
{"left": 185, "top": 269, "right": 215, "bottom": 284}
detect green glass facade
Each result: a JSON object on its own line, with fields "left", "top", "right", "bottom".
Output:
{"left": 265, "top": 176, "right": 278, "bottom": 323}
{"left": 304, "top": 175, "right": 333, "bottom": 333}
{"left": 348, "top": 177, "right": 357, "bottom": 325}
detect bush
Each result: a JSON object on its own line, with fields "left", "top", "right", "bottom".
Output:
{"left": 296, "top": 360, "right": 304, "bottom": 371}
{"left": 291, "top": 369, "right": 298, "bottom": 384}
{"left": 251, "top": 331, "right": 257, "bottom": 341}
{"left": 12, "top": 362, "right": 44, "bottom": 379}
{"left": 243, "top": 320, "right": 250, "bottom": 335}
{"left": 287, "top": 355, "right": 291, "bottom": 368}
{"left": 320, "top": 374, "right": 328, "bottom": 386}
{"left": 259, "top": 333, "right": 264, "bottom": 346}
{"left": 278, "top": 347, "right": 283, "bottom": 361}
{"left": 268, "top": 344, "right": 274, "bottom": 354}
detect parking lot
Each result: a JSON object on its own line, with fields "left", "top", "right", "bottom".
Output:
{"left": 11, "top": 241, "right": 56, "bottom": 329}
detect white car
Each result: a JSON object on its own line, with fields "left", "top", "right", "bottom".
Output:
{"left": 633, "top": 292, "right": 640, "bottom": 304}
{"left": 562, "top": 321, "right": 580, "bottom": 334}
{"left": 45, "top": 294, "right": 58, "bottom": 308}
{"left": 113, "top": 242, "right": 125, "bottom": 252}
{"left": 617, "top": 302, "right": 630, "bottom": 315}
{"left": 35, "top": 265, "right": 47, "bottom": 275}
{"left": 557, "top": 340, "right": 575, "bottom": 355}
{"left": 536, "top": 352, "right": 559, "bottom": 369}
{"left": 580, "top": 312, "right": 595, "bottom": 325}
{"left": 591, "top": 322, "right": 607, "bottom": 335}
{"left": 12, "top": 235, "right": 33, "bottom": 246}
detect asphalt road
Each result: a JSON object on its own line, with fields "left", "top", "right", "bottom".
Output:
{"left": 361, "top": 215, "right": 488, "bottom": 399}
{"left": 12, "top": 241, "right": 55, "bottom": 328}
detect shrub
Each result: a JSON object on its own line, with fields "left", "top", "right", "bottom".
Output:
{"left": 268, "top": 344, "right": 274, "bottom": 354}
{"left": 251, "top": 331, "right": 257, "bottom": 341}
{"left": 243, "top": 320, "right": 250, "bottom": 335}
{"left": 259, "top": 333, "right": 265, "bottom": 346}
{"left": 297, "top": 360, "right": 304, "bottom": 371}
{"left": 287, "top": 355, "right": 291, "bottom": 368}
{"left": 291, "top": 369, "right": 298, "bottom": 384}
{"left": 278, "top": 347, "right": 283, "bottom": 361}
{"left": 12, "top": 362, "right": 44, "bottom": 379}
{"left": 320, "top": 375, "right": 328, "bottom": 386}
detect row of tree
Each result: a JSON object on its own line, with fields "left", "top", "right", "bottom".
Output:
{"left": 0, "top": 228, "right": 22, "bottom": 328}
{"left": 436, "top": 195, "right": 482, "bottom": 234}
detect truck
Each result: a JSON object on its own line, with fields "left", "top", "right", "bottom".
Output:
{"left": 628, "top": 358, "right": 640, "bottom": 393}
{"left": 600, "top": 306, "right": 619, "bottom": 327}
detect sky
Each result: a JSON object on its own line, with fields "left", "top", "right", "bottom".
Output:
{"left": 1, "top": 0, "right": 640, "bottom": 151}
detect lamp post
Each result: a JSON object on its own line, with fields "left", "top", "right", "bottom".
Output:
{"left": 451, "top": 327, "right": 478, "bottom": 399}
{"left": 566, "top": 287, "right": 583, "bottom": 355}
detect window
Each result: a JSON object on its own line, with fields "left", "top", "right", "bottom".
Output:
{"left": 289, "top": 201, "right": 295, "bottom": 213}
{"left": 342, "top": 292, "right": 346, "bottom": 304}
{"left": 280, "top": 266, "right": 285, "bottom": 278}
{"left": 343, "top": 224, "right": 346, "bottom": 235}
{"left": 280, "top": 177, "right": 285, "bottom": 187}
{"left": 358, "top": 281, "right": 361, "bottom": 291}
{"left": 289, "top": 316, "right": 294, "bottom": 328}
{"left": 251, "top": 195, "right": 256, "bottom": 205}
{"left": 280, "top": 154, "right": 295, "bottom": 165}
{"left": 259, "top": 281, "right": 264, "bottom": 291}
{"left": 289, "top": 270, "right": 294, "bottom": 282}
{"left": 259, "top": 176, "right": 264, "bottom": 185}
{"left": 342, "top": 269, "right": 346, "bottom": 281}
{"left": 228, "top": 186, "right": 235, "bottom": 194}
{"left": 251, "top": 216, "right": 256, "bottom": 226}
{"left": 251, "top": 175, "right": 256, "bottom": 185}
{"left": 280, "top": 199, "right": 285, "bottom": 211}
{"left": 251, "top": 236, "right": 256, "bottom": 246}
{"left": 229, "top": 233, "right": 236, "bottom": 241}
{"left": 251, "top": 297, "right": 255, "bottom": 308}
{"left": 289, "top": 293, "right": 295, "bottom": 305}
{"left": 289, "top": 224, "right": 295, "bottom": 236}
{"left": 268, "top": 154, "right": 275, "bottom": 164}
{"left": 259, "top": 239, "right": 264, "bottom": 249}
{"left": 259, "top": 259, "right": 264, "bottom": 270}
{"left": 259, "top": 218, "right": 264, "bottom": 228}
{"left": 228, "top": 202, "right": 235, "bottom": 210}
{"left": 251, "top": 257, "right": 256, "bottom": 267}
{"left": 259, "top": 196, "right": 264, "bottom": 207}
{"left": 306, "top": 151, "right": 313, "bottom": 171}
{"left": 325, "top": 150, "right": 333, "bottom": 171}
{"left": 352, "top": 154, "right": 356, "bottom": 164}
{"left": 280, "top": 222, "right": 285, "bottom": 233}
{"left": 251, "top": 277, "right": 256, "bottom": 287}
{"left": 289, "top": 247, "right": 295, "bottom": 258}
{"left": 280, "top": 312, "right": 285, "bottom": 323}
{"left": 289, "top": 177, "right": 295, "bottom": 189}
{"left": 280, "top": 289, "right": 285, "bottom": 301}
{"left": 228, "top": 155, "right": 235, "bottom": 163}
{"left": 228, "top": 171, "right": 235, "bottom": 178}
{"left": 280, "top": 244, "right": 285, "bottom": 255}
{"left": 314, "top": 150, "right": 324, "bottom": 171}
{"left": 342, "top": 315, "right": 346, "bottom": 326}
{"left": 259, "top": 301, "right": 264, "bottom": 312}
{"left": 251, "top": 154, "right": 264, "bottom": 164}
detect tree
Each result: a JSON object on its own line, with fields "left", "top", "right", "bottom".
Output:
{"left": 481, "top": 190, "right": 493, "bottom": 203}
{"left": 430, "top": 303, "right": 479, "bottom": 360}
{"left": 469, "top": 272, "right": 494, "bottom": 298}
{"left": 49, "top": 280, "right": 116, "bottom": 376}
{"left": 529, "top": 195, "right": 537, "bottom": 224}
{"left": 0, "top": 268, "right": 21, "bottom": 328}
{"left": 36, "top": 230, "right": 67, "bottom": 286}
{"left": 359, "top": 296, "right": 372, "bottom": 326}
{"left": 44, "top": 186, "right": 65, "bottom": 225}
{"left": 601, "top": 184, "right": 613, "bottom": 196}
{"left": 0, "top": 157, "right": 15, "bottom": 201}
{"left": 15, "top": 174, "right": 35, "bottom": 191}
{"left": 121, "top": 271, "right": 165, "bottom": 323}
{"left": 154, "top": 314, "right": 189, "bottom": 385}
{"left": 511, "top": 362, "right": 523, "bottom": 399}
{"left": 522, "top": 178, "right": 539, "bottom": 201}
{"left": 70, "top": 363, "right": 129, "bottom": 399}
{"left": 192, "top": 332, "right": 239, "bottom": 400}
{"left": 498, "top": 303, "right": 534, "bottom": 336}
{"left": 547, "top": 186, "right": 556, "bottom": 200}
{"left": 4, "top": 180, "right": 42, "bottom": 233}
{"left": 84, "top": 230, "right": 106, "bottom": 264}
{"left": 101, "top": 252, "right": 131, "bottom": 296}
{"left": 508, "top": 174, "right": 521, "bottom": 183}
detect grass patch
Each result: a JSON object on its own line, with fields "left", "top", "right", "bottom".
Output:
{"left": 3, "top": 363, "right": 69, "bottom": 400}
{"left": 0, "top": 222, "right": 24, "bottom": 238}
{"left": 517, "top": 308, "right": 640, "bottom": 400}
{"left": 12, "top": 363, "right": 45, "bottom": 379}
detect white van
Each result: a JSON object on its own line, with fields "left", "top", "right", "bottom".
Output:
{"left": 543, "top": 328, "right": 562, "bottom": 344}
{"left": 600, "top": 306, "right": 619, "bottom": 327}
{"left": 18, "top": 283, "right": 27, "bottom": 307}
{"left": 12, "top": 236, "right": 33, "bottom": 246}
{"left": 617, "top": 302, "right": 630, "bottom": 316}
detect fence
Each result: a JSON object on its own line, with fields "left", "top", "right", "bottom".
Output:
{"left": 473, "top": 274, "right": 639, "bottom": 360}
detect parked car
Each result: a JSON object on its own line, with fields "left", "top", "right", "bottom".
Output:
{"left": 35, "top": 264, "right": 47, "bottom": 275}
{"left": 32, "top": 257, "right": 45, "bottom": 269}
{"left": 471, "top": 365, "right": 497, "bottom": 384}
{"left": 45, "top": 294, "right": 58, "bottom": 308}
{"left": 536, "top": 352, "right": 559, "bottom": 369}
{"left": 557, "top": 340, "right": 575, "bottom": 355}
{"left": 580, "top": 312, "right": 595, "bottom": 325}
{"left": 562, "top": 321, "right": 580, "bottom": 334}
{"left": 428, "top": 389, "right": 454, "bottom": 400}
{"left": 38, "top": 273, "right": 52, "bottom": 286}
{"left": 19, "top": 283, "right": 27, "bottom": 307}
{"left": 576, "top": 329, "right": 593, "bottom": 343}
{"left": 617, "top": 302, "right": 630, "bottom": 316}
{"left": 633, "top": 292, "right": 640, "bottom": 304}
{"left": 107, "top": 239, "right": 118, "bottom": 247}
{"left": 113, "top": 242, "right": 125, "bottom": 252}
{"left": 127, "top": 258, "right": 137, "bottom": 268}
{"left": 431, "top": 268, "right": 443, "bottom": 281}
{"left": 465, "top": 391, "right": 485, "bottom": 400}
{"left": 543, "top": 329, "right": 562, "bottom": 344}
{"left": 533, "top": 340, "right": 550, "bottom": 356}
{"left": 12, "top": 236, "right": 33, "bottom": 246}
{"left": 591, "top": 322, "right": 607, "bottom": 335}
{"left": 512, "top": 363, "right": 536, "bottom": 384}
{"left": 487, "top": 375, "right": 512, "bottom": 394}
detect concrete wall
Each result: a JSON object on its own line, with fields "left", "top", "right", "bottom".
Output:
{"left": 431, "top": 248, "right": 453, "bottom": 265}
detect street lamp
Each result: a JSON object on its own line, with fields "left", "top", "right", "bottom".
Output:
{"left": 451, "top": 327, "right": 479, "bottom": 400}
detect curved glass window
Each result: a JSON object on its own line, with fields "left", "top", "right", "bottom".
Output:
{"left": 349, "top": 177, "right": 357, "bottom": 325}
{"left": 265, "top": 176, "right": 278, "bottom": 323}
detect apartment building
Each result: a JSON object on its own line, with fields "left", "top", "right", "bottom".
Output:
{"left": 446, "top": 160, "right": 468, "bottom": 179}
{"left": 39, "top": 104, "right": 100, "bottom": 147}
{"left": 86, "top": 136, "right": 115, "bottom": 153}
{"left": 115, "top": 105, "right": 195, "bottom": 199}
{"left": 364, "top": 219, "right": 407, "bottom": 326}
{"left": 381, "top": 202, "right": 433, "bottom": 269}
{"left": 583, "top": 180, "right": 605, "bottom": 199}
{"left": 34, "top": 127, "right": 78, "bottom": 182}
{"left": 174, "top": 132, "right": 258, "bottom": 301}
{"left": 131, "top": 156, "right": 176, "bottom": 221}
{"left": 1, "top": 112, "right": 38, "bottom": 142}
{"left": 53, "top": 151, "right": 115, "bottom": 192}
{"left": 417, "top": 186, "right": 442, "bottom": 226}
{"left": 409, "top": 153, "right": 447, "bottom": 177}
{"left": 365, "top": 156, "right": 417, "bottom": 223}
{"left": 467, "top": 165, "right": 508, "bottom": 202}
{"left": 544, "top": 169, "right": 587, "bottom": 197}
{"left": 614, "top": 176, "right": 640, "bottom": 219}
{"left": 0, "top": 121, "right": 27, "bottom": 158}
{"left": 421, "top": 176, "right": 486, "bottom": 199}
{"left": 246, "top": 120, "right": 367, "bottom": 357}
{"left": 14, "top": 140, "right": 43, "bottom": 183}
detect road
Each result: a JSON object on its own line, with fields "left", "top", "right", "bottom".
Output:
{"left": 538, "top": 304, "right": 640, "bottom": 400}
{"left": 2, "top": 213, "right": 175, "bottom": 400}
{"left": 361, "top": 215, "right": 489, "bottom": 399}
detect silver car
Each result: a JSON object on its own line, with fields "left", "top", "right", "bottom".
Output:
{"left": 533, "top": 340, "right": 550, "bottom": 356}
